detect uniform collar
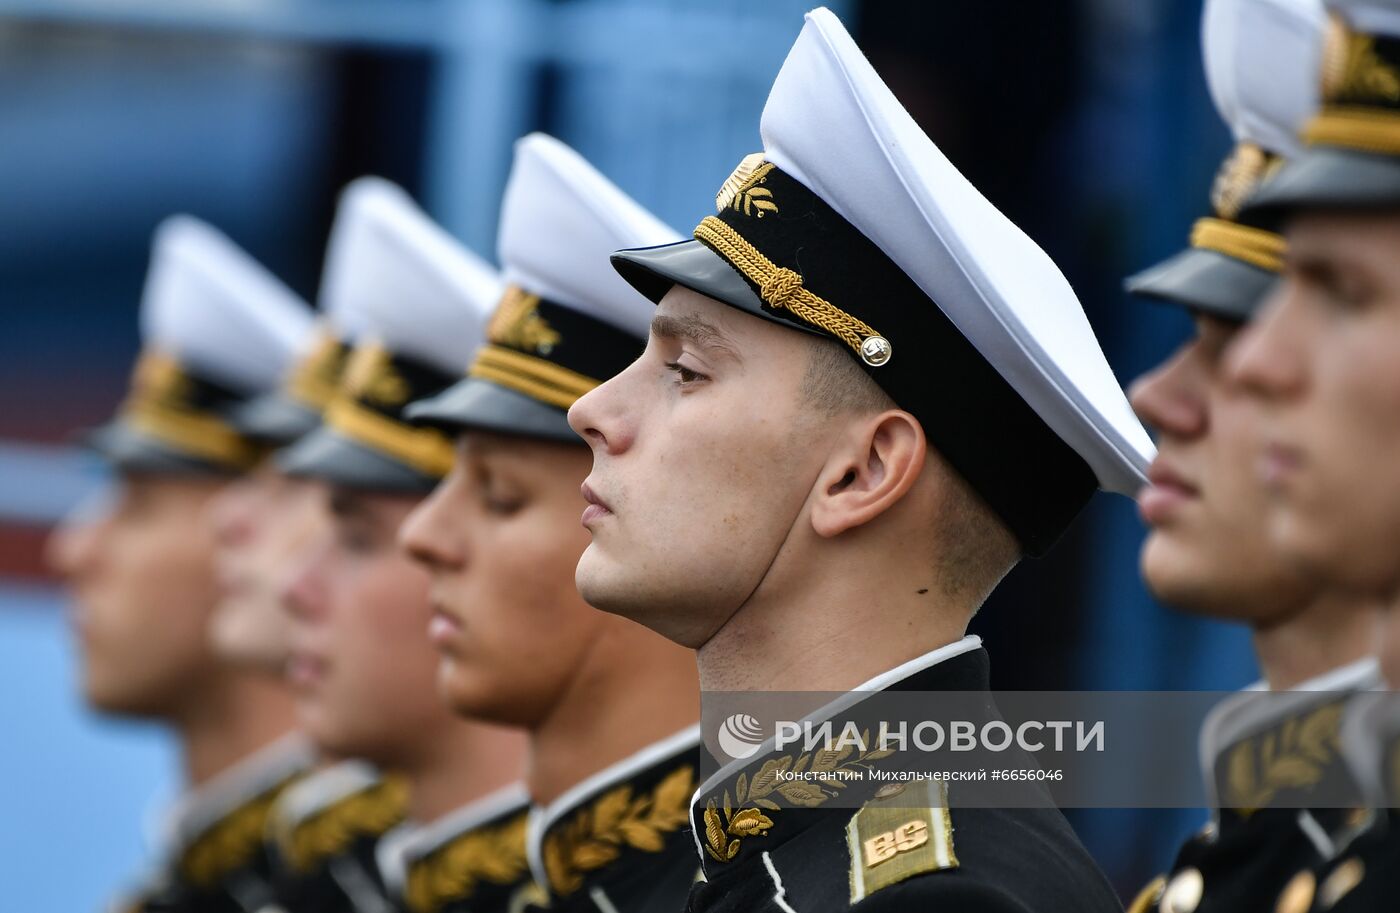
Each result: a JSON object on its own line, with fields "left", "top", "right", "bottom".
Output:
{"left": 690, "top": 636, "right": 988, "bottom": 879}
{"left": 1200, "top": 658, "right": 1381, "bottom": 814}
{"left": 1339, "top": 691, "right": 1400, "bottom": 809}
{"left": 378, "top": 781, "right": 533, "bottom": 912}
{"left": 157, "top": 732, "right": 314, "bottom": 888}
{"left": 527, "top": 725, "right": 702, "bottom": 901}
{"left": 267, "top": 760, "right": 408, "bottom": 875}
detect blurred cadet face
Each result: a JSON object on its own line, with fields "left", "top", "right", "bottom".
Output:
{"left": 400, "top": 432, "right": 606, "bottom": 726}
{"left": 206, "top": 460, "right": 326, "bottom": 671}
{"left": 1129, "top": 314, "right": 1315, "bottom": 619}
{"left": 568, "top": 285, "right": 832, "bottom": 648}
{"left": 282, "top": 485, "right": 448, "bottom": 763}
{"left": 1226, "top": 210, "right": 1400, "bottom": 597}
{"left": 46, "top": 472, "right": 225, "bottom": 718}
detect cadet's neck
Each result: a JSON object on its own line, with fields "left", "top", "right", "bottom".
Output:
{"left": 1251, "top": 590, "right": 1380, "bottom": 691}
{"left": 398, "top": 719, "right": 528, "bottom": 823}
{"left": 177, "top": 670, "right": 299, "bottom": 786}
{"left": 526, "top": 617, "right": 699, "bottom": 806}
{"left": 697, "top": 553, "right": 975, "bottom": 693}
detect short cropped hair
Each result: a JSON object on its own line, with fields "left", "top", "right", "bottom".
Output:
{"left": 798, "top": 336, "right": 896, "bottom": 416}
{"left": 798, "top": 335, "right": 1020, "bottom": 606}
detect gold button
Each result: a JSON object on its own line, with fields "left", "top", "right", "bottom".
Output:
{"left": 1319, "top": 857, "right": 1364, "bottom": 908}
{"left": 1161, "top": 868, "right": 1204, "bottom": 913}
{"left": 860, "top": 336, "right": 892, "bottom": 367}
{"left": 873, "top": 783, "right": 906, "bottom": 800}
{"left": 1275, "top": 870, "right": 1316, "bottom": 913}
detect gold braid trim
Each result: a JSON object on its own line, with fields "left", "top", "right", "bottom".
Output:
{"left": 324, "top": 398, "right": 455, "bottom": 478}
{"left": 468, "top": 345, "right": 599, "bottom": 411}
{"left": 1305, "top": 106, "right": 1400, "bottom": 156}
{"left": 693, "top": 215, "right": 883, "bottom": 357}
{"left": 1189, "top": 217, "right": 1287, "bottom": 273}
{"left": 122, "top": 401, "right": 261, "bottom": 470}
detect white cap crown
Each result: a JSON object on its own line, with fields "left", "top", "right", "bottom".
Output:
{"left": 759, "top": 8, "right": 1153, "bottom": 495}
{"left": 1204, "top": 0, "right": 1326, "bottom": 156}
{"left": 497, "top": 133, "right": 680, "bottom": 338}
{"left": 141, "top": 216, "right": 312, "bottom": 394}
{"left": 321, "top": 177, "right": 499, "bottom": 373}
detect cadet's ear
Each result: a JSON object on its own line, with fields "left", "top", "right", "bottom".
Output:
{"left": 810, "top": 410, "right": 926, "bottom": 537}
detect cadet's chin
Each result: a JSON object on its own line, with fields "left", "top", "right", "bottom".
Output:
{"left": 574, "top": 542, "right": 620, "bottom": 614}
{"left": 1269, "top": 500, "right": 1398, "bottom": 597}
{"left": 436, "top": 655, "right": 541, "bottom": 729}
{"left": 1140, "top": 529, "right": 1234, "bottom": 619}
{"left": 80, "top": 666, "right": 170, "bottom": 719}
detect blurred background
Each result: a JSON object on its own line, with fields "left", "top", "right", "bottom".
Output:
{"left": 0, "top": 0, "right": 1256, "bottom": 906}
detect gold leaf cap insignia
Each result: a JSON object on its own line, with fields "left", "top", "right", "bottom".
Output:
{"left": 1321, "top": 13, "right": 1400, "bottom": 104}
{"left": 716, "top": 153, "right": 776, "bottom": 216}
{"left": 1210, "top": 143, "right": 1271, "bottom": 221}
{"left": 341, "top": 341, "right": 411, "bottom": 407}
{"left": 487, "top": 285, "right": 563, "bottom": 356}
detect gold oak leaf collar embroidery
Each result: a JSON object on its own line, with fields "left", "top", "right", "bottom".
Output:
{"left": 404, "top": 811, "right": 531, "bottom": 913}
{"left": 701, "top": 735, "right": 897, "bottom": 864}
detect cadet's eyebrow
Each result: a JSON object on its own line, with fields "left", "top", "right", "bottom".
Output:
{"left": 650, "top": 314, "right": 739, "bottom": 359}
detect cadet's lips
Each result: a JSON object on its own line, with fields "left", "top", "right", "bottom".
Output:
{"left": 286, "top": 649, "right": 327, "bottom": 689}
{"left": 580, "top": 480, "right": 612, "bottom": 529}
{"left": 1258, "top": 442, "right": 1303, "bottom": 491}
{"left": 1138, "top": 459, "right": 1199, "bottom": 525}
{"left": 428, "top": 605, "right": 463, "bottom": 648}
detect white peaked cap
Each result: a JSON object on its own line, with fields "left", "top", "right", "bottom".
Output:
{"left": 320, "top": 177, "right": 500, "bottom": 373}
{"left": 759, "top": 8, "right": 1153, "bottom": 496}
{"left": 141, "top": 216, "right": 313, "bottom": 394}
{"left": 498, "top": 133, "right": 680, "bottom": 338}
{"left": 1204, "top": 0, "right": 1325, "bottom": 156}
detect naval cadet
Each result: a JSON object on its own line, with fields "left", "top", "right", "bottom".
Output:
{"left": 399, "top": 133, "right": 702, "bottom": 913}
{"left": 566, "top": 8, "right": 1153, "bottom": 912}
{"left": 1124, "top": 1, "right": 1383, "bottom": 910}
{"left": 1270, "top": 693, "right": 1400, "bottom": 913}
{"left": 205, "top": 225, "right": 365, "bottom": 678}
{"left": 46, "top": 217, "right": 316, "bottom": 912}
{"left": 1224, "top": 0, "right": 1400, "bottom": 906}
{"left": 266, "top": 177, "right": 529, "bottom": 913}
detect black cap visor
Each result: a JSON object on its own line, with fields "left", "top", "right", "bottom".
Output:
{"left": 1125, "top": 247, "right": 1276, "bottom": 322}
{"left": 1241, "top": 146, "right": 1400, "bottom": 227}
{"left": 611, "top": 240, "right": 824, "bottom": 340}
{"left": 277, "top": 428, "right": 439, "bottom": 494}
{"left": 405, "top": 378, "right": 579, "bottom": 444}
{"left": 230, "top": 393, "right": 321, "bottom": 447}
{"left": 84, "top": 420, "right": 240, "bottom": 477}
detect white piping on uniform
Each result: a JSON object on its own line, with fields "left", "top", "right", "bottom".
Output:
{"left": 762, "top": 851, "right": 798, "bottom": 913}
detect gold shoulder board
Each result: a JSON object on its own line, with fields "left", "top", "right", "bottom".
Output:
{"left": 846, "top": 779, "right": 958, "bottom": 904}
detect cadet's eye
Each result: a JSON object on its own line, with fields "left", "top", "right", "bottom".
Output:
{"left": 334, "top": 523, "right": 378, "bottom": 554}
{"left": 665, "top": 361, "right": 708, "bottom": 386}
{"left": 478, "top": 473, "right": 525, "bottom": 516}
{"left": 483, "top": 492, "right": 524, "bottom": 516}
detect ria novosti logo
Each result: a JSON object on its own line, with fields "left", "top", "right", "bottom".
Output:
{"left": 717, "top": 713, "right": 766, "bottom": 760}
